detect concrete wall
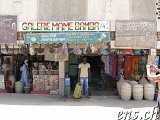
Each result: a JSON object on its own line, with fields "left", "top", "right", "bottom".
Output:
{"left": 38, "top": 0, "right": 87, "bottom": 21}
{"left": 0, "top": 0, "right": 38, "bottom": 22}
{"left": 87, "top": 0, "right": 130, "bottom": 31}
{"left": 129, "top": 0, "right": 156, "bottom": 20}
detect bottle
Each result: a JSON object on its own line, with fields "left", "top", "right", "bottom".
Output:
{"left": 65, "top": 74, "right": 70, "bottom": 97}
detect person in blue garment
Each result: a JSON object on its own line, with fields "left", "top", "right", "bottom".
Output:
{"left": 20, "top": 60, "right": 29, "bottom": 86}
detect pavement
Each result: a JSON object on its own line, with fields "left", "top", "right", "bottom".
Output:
{"left": 0, "top": 93, "right": 159, "bottom": 120}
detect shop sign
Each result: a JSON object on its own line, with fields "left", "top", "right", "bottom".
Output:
{"left": 0, "top": 16, "right": 17, "bottom": 43}
{"left": 19, "top": 21, "right": 109, "bottom": 31}
{"left": 24, "top": 32, "right": 110, "bottom": 44}
{"left": 115, "top": 20, "right": 156, "bottom": 49}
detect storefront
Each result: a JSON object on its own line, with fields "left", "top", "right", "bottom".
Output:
{"left": 14, "top": 21, "right": 110, "bottom": 96}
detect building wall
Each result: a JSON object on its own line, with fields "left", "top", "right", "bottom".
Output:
{"left": 129, "top": 0, "right": 156, "bottom": 20}
{"left": 0, "top": 0, "right": 38, "bottom": 22}
{"left": 38, "top": 0, "right": 87, "bottom": 21}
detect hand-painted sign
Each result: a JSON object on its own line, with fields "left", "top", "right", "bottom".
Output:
{"left": 24, "top": 32, "right": 110, "bottom": 43}
{"left": 19, "top": 21, "right": 110, "bottom": 31}
{"left": 115, "top": 20, "right": 156, "bottom": 49}
{"left": 0, "top": 16, "right": 17, "bottom": 43}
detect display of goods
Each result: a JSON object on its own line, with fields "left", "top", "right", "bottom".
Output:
{"left": 129, "top": 81, "right": 138, "bottom": 95}
{"left": 46, "top": 70, "right": 54, "bottom": 75}
{"left": 144, "top": 83, "right": 155, "bottom": 101}
{"left": 73, "top": 44, "right": 82, "bottom": 55}
{"left": 120, "top": 82, "right": 131, "bottom": 101}
{"left": 32, "top": 70, "right": 39, "bottom": 75}
{"left": 130, "top": 74, "right": 141, "bottom": 81}
{"left": 139, "top": 74, "right": 148, "bottom": 86}
{"left": 124, "top": 49, "right": 133, "bottom": 55}
{"left": 133, "top": 50, "right": 141, "bottom": 55}
{"left": 117, "top": 81, "right": 126, "bottom": 96}
{"left": 29, "top": 44, "right": 36, "bottom": 56}
{"left": 24, "top": 86, "right": 31, "bottom": 94}
{"left": 15, "top": 81, "right": 24, "bottom": 93}
{"left": 54, "top": 70, "right": 59, "bottom": 75}
{"left": 133, "top": 84, "right": 143, "bottom": 100}
{"left": 9, "top": 75, "right": 16, "bottom": 85}
{"left": 86, "top": 44, "right": 92, "bottom": 54}
{"left": 124, "top": 55, "right": 132, "bottom": 78}
{"left": 39, "top": 65, "right": 46, "bottom": 70}
{"left": 129, "top": 81, "right": 138, "bottom": 86}
{"left": 33, "top": 62, "right": 39, "bottom": 68}
{"left": 39, "top": 70, "right": 46, "bottom": 75}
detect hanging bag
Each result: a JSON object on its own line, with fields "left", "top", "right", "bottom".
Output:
{"left": 62, "top": 42, "right": 68, "bottom": 54}
{"left": 73, "top": 83, "right": 82, "bottom": 99}
{"left": 73, "top": 44, "right": 82, "bottom": 55}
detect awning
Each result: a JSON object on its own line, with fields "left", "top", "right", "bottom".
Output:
{"left": 24, "top": 32, "right": 110, "bottom": 44}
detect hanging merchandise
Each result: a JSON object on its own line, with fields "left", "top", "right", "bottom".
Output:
{"left": 62, "top": 42, "right": 68, "bottom": 54}
{"left": 124, "top": 49, "right": 133, "bottom": 55}
{"left": 99, "top": 42, "right": 108, "bottom": 55}
{"left": 73, "top": 44, "right": 82, "bottom": 55}
{"left": 29, "top": 43, "right": 36, "bottom": 56}
{"left": 139, "top": 56, "right": 147, "bottom": 75}
{"left": 86, "top": 43, "right": 92, "bottom": 54}
{"left": 131, "top": 56, "right": 140, "bottom": 75}
{"left": 37, "top": 44, "right": 44, "bottom": 55}
{"left": 49, "top": 44, "right": 55, "bottom": 53}
{"left": 91, "top": 44, "right": 98, "bottom": 54}
{"left": 124, "top": 55, "right": 132, "bottom": 79}
{"left": 101, "top": 56, "right": 110, "bottom": 75}
{"left": 133, "top": 49, "right": 141, "bottom": 55}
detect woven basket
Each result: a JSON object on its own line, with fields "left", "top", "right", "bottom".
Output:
{"left": 46, "top": 70, "right": 54, "bottom": 75}
{"left": 32, "top": 70, "right": 39, "bottom": 75}
{"left": 39, "top": 70, "right": 46, "bottom": 75}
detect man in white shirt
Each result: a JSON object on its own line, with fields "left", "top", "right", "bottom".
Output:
{"left": 78, "top": 57, "right": 90, "bottom": 97}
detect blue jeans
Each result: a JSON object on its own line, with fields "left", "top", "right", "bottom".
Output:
{"left": 80, "top": 77, "right": 88, "bottom": 97}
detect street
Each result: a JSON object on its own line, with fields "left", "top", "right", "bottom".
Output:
{"left": 0, "top": 93, "right": 158, "bottom": 120}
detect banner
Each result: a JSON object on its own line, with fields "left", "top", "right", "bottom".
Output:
{"left": 24, "top": 32, "right": 110, "bottom": 44}
{"left": 19, "top": 21, "right": 110, "bottom": 31}
{"left": 0, "top": 16, "right": 17, "bottom": 43}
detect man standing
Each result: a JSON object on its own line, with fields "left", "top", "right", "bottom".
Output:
{"left": 78, "top": 57, "right": 90, "bottom": 98}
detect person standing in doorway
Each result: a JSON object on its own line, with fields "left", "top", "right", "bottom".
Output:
{"left": 78, "top": 57, "right": 90, "bottom": 98}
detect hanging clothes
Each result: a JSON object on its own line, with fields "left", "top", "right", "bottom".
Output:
{"left": 20, "top": 64, "right": 29, "bottom": 86}
{"left": 117, "top": 54, "right": 124, "bottom": 78}
{"left": 112, "top": 57, "right": 117, "bottom": 77}
{"left": 131, "top": 56, "right": 140, "bottom": 75}
{"left": 124, "top": 55, "right": 132, "bottom": 78}
{"left": 101, "top": 56, "right": 110, "bottom": 75}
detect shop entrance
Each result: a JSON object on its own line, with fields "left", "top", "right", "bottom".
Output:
{"left": 69, "top": 55, "right": 117, "bottom": 96}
